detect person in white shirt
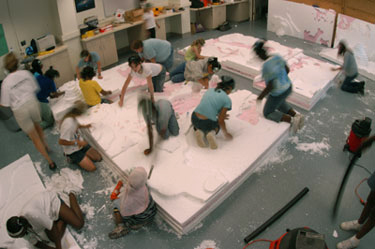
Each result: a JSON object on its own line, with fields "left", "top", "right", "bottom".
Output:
{"left": 58, "top": 102, "right": 102, "bottom": 172}
{"left": 143, "top": 3, "right": 159, "bottom": 38}
{"left": 1, "top": 52, "right": 56, "bottom": 170}
{"left": 6, "top": 191, "right": 84, "bottom": 249}
{"left": 119, "top": 55, "right": 166, "bottom": 107}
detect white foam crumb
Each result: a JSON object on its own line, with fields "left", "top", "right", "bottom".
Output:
{"left": 154, "top": 215, "right": 182, "bottom": 239}
{"left": 194, "top": 240, "right": 219, "bottom": 249}
{"left": 295, "top": 138, "right": 331, "bottom": 156}
{"left": 50, "top": 125, "right": 60, "bottom": 135}
{"left": 81, "top": 203, "right": 95, "bottom": 220}
{"left": 70, "top": 230, "right": 98, "bottom": 249}
{"left": 333, "top": 230, "right": 338, "bottom": 238}
{"left": 188, "top": 222, "right": 203, "bottom": 234}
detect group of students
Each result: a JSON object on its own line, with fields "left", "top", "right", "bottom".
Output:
{"left": 1, "top": 34, "right": 370, "bottom": 248}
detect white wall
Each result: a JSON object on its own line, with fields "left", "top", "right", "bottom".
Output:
{"left": 0, "top": 0, "right": 61, "bottom": 80}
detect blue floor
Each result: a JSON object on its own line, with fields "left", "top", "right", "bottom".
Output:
{"left": 1, "top": 19, "right": 375, "bottom": 249}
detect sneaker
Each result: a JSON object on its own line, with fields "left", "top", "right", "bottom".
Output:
{"left": 336, "top": 236, "right": 360, "bottom": 249}
{"left": 291, "top": 115, "right": 301, "bottom": 134}
{"left": 108, "top": 225, "right": 129, "bottom": 239}
{"left": 206, "top": 130, "right": 218, "bottom": 150}
{"left": 295, "top": 113, "right": 305, "bottom": 130}
{"left": 195, "top": 129, "right": 207, "bottom": 148}
{"left": 340, "top": 220, "right": 362, "bottom": 231}
{"left": 358, "top": 81, "right": 365, "bottom": 95}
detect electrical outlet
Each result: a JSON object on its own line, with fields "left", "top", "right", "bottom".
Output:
{"left": 20, "top": 40, "right": 26, "bottom": 46}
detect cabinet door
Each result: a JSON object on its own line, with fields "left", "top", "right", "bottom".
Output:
{"left": 49, "top": 51, "right": 74, "bottom": 88}
{"left": 100, "top": 34, "right": 118, "bottom": 68}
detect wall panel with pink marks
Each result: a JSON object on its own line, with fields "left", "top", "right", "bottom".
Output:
{"left": 267, "top": 0, "right": 336, "bottom": 47}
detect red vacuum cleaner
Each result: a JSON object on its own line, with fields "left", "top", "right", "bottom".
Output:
{"left": 343, "top": 117, "right": 372, "bottom": 155}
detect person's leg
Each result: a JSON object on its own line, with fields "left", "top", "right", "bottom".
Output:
{"left": 39, "top": 102, "right": 55, "bottom": 129}
{"left": 149, "top": 28, "right": 156, "bottom": 38}
{"left": 78, "top": 156, "right": 97, "bottom": 172}
{"left": 168, "top": 112, "right": 180, "bottom": 137}
{"left": 356, "top": 191, "right": 375, "bottom": 238}
{"left": 341, "top": 74, "right": 362, "bottom": 93}
{"left": 152, "top": 66, "right": 166, "bottom": 92}
{"left": 108, "top": 207, "right": 129, "bottom": 239}
{"left": 34, "top": 122, "right": 50, "bottom": 152}
{"left": 170, "top": 62, "right": 186, "bottom": 83}
{"left": 45, "top": 220, "right": 66, "bottom": 245}
{"left": 28, "top": 128, "right": 54, "bottom": 165}
{"left": 263, "top": 95, "right": 287, "bottom": 122}
{"left": 58, "top": 193, "right": 84, "bottom": 230}
{"left": 86, "top": 147, "right": 102, "bottom": 162}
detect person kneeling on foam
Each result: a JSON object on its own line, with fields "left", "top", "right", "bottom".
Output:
{"left": 138, "top": 94, "right": 180, "bottom": 155}
{"left": 192, "top": 76, "right": 234, "bottom": 149}
{"left": 108, "top": 167, "right": 157, "bottom": 239}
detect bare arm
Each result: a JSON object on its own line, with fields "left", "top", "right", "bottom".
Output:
{"left": 257, "top": 80, "right": 274, "bottom": 100}
{"left": 146, "top": 75, "right": 155, "bottom": 103}
{"left": 192, "top": 46, "right": 205, "bottom": 60}
{"left": 100, "top": 89, "right": 112, "bottom": 95}
{"left": 119, "top": 75, "right": 132, "bottom": 107}
{"left": 58, "top": 138, "right": 87, "bottom": 148}
{"left": 97, "top": 61, "right": 102, "bottom": 79}
{"left": 144, "top": 120, "right": 154, "bottom": 155}
{"left": 218, "top": 108, "right": 232, "bottom": 139}
{"left": 198, "top": 77, "right": 209, "bottom": 89}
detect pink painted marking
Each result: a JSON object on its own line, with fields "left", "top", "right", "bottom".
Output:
{"left": 171, "top": 94, "right": 202, "bottom": 115}
{"left": 289, "top": 57, "right": 308, "bottom": 72}
{"left": 337, "top": 15, "right": 356, "bottom": 30}
{"left": 304, "top": 28, "right": 324, "bottom": 43}
{"left": 117, "top": 67, "right": 131, "bottom": 78}
{"left": 319, "top": 38, "right": 329, "bottom": 46}
{"left": 237, "top": 103, "right": 259, "bottom": 125}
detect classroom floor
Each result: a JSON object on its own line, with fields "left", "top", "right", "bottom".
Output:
{"left": 1, "top": 18, "right": 375, "bottom": 249}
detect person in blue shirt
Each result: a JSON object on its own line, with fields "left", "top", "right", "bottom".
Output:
{"left": 332, "top": 40, "right": 365, "bottom": 95}
{"left": 253, "top": 40, "right": 303, "bottom": 133}
{"left": 131, "top": 39, "right": 174, "bottom": 71}
{"left": 31, "top": 59, "right": 64, "bottom": 129}
{"left": 138, "top": 95, "right": 179, "bottom": 155}
{"left": 191, "top": 75, "right": 234, "bottom": 149}
{"left": 76, "top": 50, "right": 102, "bottom": 79}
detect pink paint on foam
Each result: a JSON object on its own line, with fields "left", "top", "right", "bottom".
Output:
{"left": 319, "top": 38, "right": 329, "bottom": 46}
{"left": 313, "top": 8, "right": 329, "bottom": 22}
{"left": 172, "top": 93, "right": 202, "bottom": 115}
{"left": 117, "top": 67, "right": 131, "bottom": 78}
{"left": 237, "top": 104, "right": 259, "bottom": 125}
{"left": 304, "top": 28, "right": 324, "bottom": 43}
{"left": 161, "top": 83, "right": 184, "bottom": 96}
{"left": 289, "top": 57, "right": 308, "bottom": 72}
{"left": 337, "top": 15, "right": 355, "bottom": 30}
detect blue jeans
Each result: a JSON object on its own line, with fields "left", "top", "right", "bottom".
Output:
{"left": 263, "top": 86, "right": 292, "bottom": 122}
{"left": 341, "top": 73, "right": 362, "bottom": 93}
{"left": 152, "top": 66, "right": 166, "bottom": 92}
{"left": 170, "top": 62, "right": 186, "bottom": 83}
{"left": 157, "top": 110, "right": 179, "bottom": 139}
{"left": 191, "top": 112, "right": 219, "bottom": 133}
{"left": 161, "top": 47, "right": 174, "bottom": 72}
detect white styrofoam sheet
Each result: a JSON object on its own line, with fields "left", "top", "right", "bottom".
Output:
{"left": 0, "top": 155, "right": 80, "bottom": 249}
{"left": 253, "top": 53, "right": 336, "bottom": 110}
{"left": 178, "top": 33, "right": 303, "bottom": 79}
{"left": 267, "top": 0, "right": 335, "bottom": 46}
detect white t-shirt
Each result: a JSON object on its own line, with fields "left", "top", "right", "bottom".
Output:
{"left": 1, "top": 70, "right": 39, "bottom": 110}
{"left": 143, "top": 10, "right": 156, "bottom": 29}
{"left": 130, "top": 63, "right": 162, "bottom": 79}
{"left": 60, "top": 117, "right": 81, "bottom": 155}
{"left": 21, "top": 191, "right": 61, "bottom": 245}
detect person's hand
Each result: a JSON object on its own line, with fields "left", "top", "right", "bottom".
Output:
{"left": 83, "top": 124, "right": 92, "bottom": 129}
{"left": 331, "top": 67, "right": 340, "bottom": 71}
{"left": 225, "top": 114, "right": 230, "bottom": 120}
{"left": 225, "top": 132, "right": 233, "bottom": 140}
{"left": 108, "top": 90, "right": 112, "bottom": 95}
{"left": 144, "top": 148, "right": 152, "bottom": 155}
{"left": 77, "top": 140, "right": 88, "bottom": 148}
{"left": 98, "top": 75, "right": 103, "bottom": 79}
{"left": 118, "top": 99, "right": 123, "bottom": 107}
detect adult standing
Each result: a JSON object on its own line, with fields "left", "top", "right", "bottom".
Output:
{"left": 131, "top": 39, "right": 174, "bottom": 71}
{"left": 76, "top": 50, "right": 103, "bottom": 79}
{"left": 1, "top": 52, "right": 56, "bottom": 169}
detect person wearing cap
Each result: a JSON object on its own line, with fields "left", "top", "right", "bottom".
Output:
{"left": 119, "top": 55, "right": 166, "bottom": 107}
{"left": 1, "top": 52, "right": 56, "bottom": 170}
{"left": 191, "top": 75, "right": 234, "bottom": 149}
{"left": 108, "top": 167, "right": 157, "bottom": 239}
{"left": 332, "top": 40, "right": 365, "bottom": 95}
{"left": 170, "top": 57, "right": 221, "bottom": 89}
{"left": 76, "top": 50, "right": 102, "bottom": 79}
{"left": 131, "top": 39, "right": 174, "bottom": 71}
{"left": 59, "top": 101, "right": 102, "bottom": 172}
{"left": 138, "top": 95, "right": 180, "bottom": 155}
{"left": 31, "top": 59, "right": 64, "bottom": 129}
{"left": 6, "top": 191, "right": 84, "bottom": 249}
{"left": 252, "top": 40, "right": 304, "bottom": 133}
{"left": 79, "top": 66, "right": 112, "bottom": 107}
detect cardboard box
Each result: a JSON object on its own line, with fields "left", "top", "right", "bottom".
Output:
{"left": 125, "top": 8, "right": 144, "bottom": 22}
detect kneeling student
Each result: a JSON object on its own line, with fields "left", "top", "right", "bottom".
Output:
{"left": 138, "top": 95, "right": 180, "bottom": 155}
{"left": 108, "top": 167, "right": 157, "bottom": 239}
{"left": 59, "top": 102, "right": 102, "bottom": 172}
{"left": 7, "top": 191, "right": 84, "bottom": 249}
{"left": 191, "top": 75, "right": 234, "bottom": 149}
{"left": 79, "top": 66, "right": 112, "bottom": 107}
